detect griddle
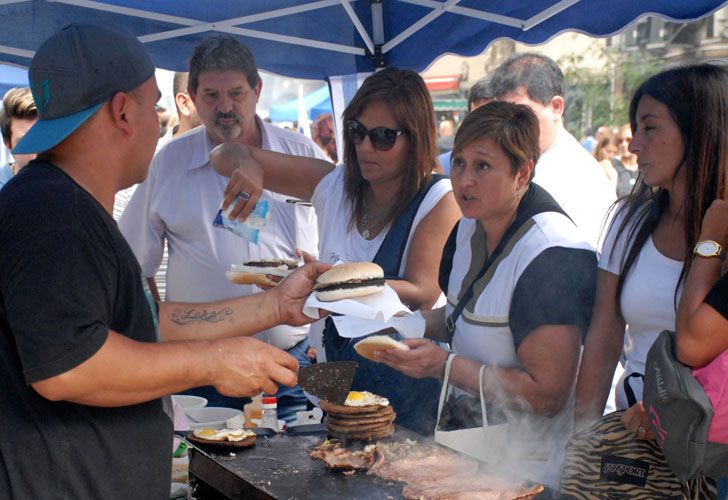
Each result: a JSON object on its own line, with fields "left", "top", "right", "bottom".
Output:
{"left": 188, "top": 426, "right": 559, "bottom": 499}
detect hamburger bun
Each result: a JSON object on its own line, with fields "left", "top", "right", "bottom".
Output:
{"left": 226, "top": 259, "right": 300, "bottom": 287}
{"left": 354, "top": 335, "right": 410, "bottom": 361}
{"left": 314, "top": 262, "right": 385, "bottom": 302}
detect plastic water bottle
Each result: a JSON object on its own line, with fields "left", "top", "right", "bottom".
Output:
{"left": 261, "top": 396, "right": 279, "bottom": 431}
{"left": 212, "top": 199, "right": 270, "bottom": 244}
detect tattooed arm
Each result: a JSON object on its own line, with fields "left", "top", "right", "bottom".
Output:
{"left": 159, "top": 298, "right": 276, "bottom": 342}
{"left": 157, "top": 260, "right": 330, "bottom": 342}
{"left": 31, "top": 262, "right": 330, "bottom": 407}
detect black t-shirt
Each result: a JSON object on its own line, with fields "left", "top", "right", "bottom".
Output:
{"left": 705, "top": 272, "right": 728, "bottom": 320}
{"left": 509, "top": 246, "right": 596, "bottom": 348}
{"left": 0, "top": 162, "right": 171, "bottom": 499}
{"left": 439, "top": 184, "right": 597, "bottom": 349}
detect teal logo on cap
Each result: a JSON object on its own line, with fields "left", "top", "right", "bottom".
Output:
{"left": 33, "top": 79, "right": 50, "bottom": 115}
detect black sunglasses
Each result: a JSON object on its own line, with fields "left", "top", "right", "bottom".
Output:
{"left": 345, "top": 120, "right": 405, "bottom": 151}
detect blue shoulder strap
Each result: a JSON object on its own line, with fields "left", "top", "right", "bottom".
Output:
{"left": 372, "top": 174, "right": 446, "bottom": 279}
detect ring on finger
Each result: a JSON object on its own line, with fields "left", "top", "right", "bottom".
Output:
{"left": 638, "top": 426, "right": 646, "bottom": 434}
{"left": 236, "top": 191, "right": 251, "bottom": 202}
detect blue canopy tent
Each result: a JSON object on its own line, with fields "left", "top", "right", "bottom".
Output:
{"left": 0, "top": 1, "right": 724, "bottom": 78}
{"left": 268, "top": 86, "right": 333, "bottom": 122}
{"left": 1, "top": 0, "right": 722, "bottom": 162}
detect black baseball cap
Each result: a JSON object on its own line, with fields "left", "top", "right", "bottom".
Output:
{"left": 13, "top": 24, "right": 155, "bottom": 154}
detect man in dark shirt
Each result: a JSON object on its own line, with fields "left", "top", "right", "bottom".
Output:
{"left": 0, "top": 24, "right": 327, "bottom": 499}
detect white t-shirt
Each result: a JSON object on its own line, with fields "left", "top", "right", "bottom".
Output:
{"left": 599, "top": 205, "right": 683, "bottom": 408}
{"left": 308, "top": 167, "right": 452, "bottom": 361}
{"left": 119, "top": 119, "right": 327, "bottom": 350}
{"left": 535, "top": 127, "right": 616, "bottom": 248}
{"left": 311, "top": 167, "right": 452, "bottom": 271}
{"left": 112, "top": 126, "right": 197, "bottom": 300}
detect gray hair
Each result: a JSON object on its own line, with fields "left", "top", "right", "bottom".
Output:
{"left": 188, "top": 36, "right": 261, "bottom": 92}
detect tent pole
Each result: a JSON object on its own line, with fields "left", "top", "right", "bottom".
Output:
{"left": 399, "top": 0, "right": 522, "bottom": 28}
{"left": 371, "top": 0, "right": 386, "bottom": 68}
{"left": 523, "top": 0, "right": 581, "bottom": 31}
{"left": 340, "top": 0, "right": 375, "bottom": 55}
{"left": 0, "top": 45, "right": 33, "bottom": 59}
{"left": 381, "top": 0, "right": 461, "bottom": 54}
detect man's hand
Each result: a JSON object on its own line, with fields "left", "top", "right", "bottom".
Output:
{"left": 210, "top": 142, "right": 264, "bottom": 222}
{"left": 271, "top": 261, "right": 331, "bottom": 326}
{"left": 375, "top": 338, "right": 448, "bottom": 379}
{"left": 207, "top": 336, "right": 299, "bottom": 396}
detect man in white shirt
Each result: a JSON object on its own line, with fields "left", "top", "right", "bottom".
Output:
{"left": 119, "top": 36, "right": 327, "bottom": 414}
{"left": 490, "top": 53, "right": 615, "bottom": 248}
{"left": 157, "top": 71, "right": 201, "bottom": 150}
{"left": 114, "top": 72, "right": 202, "bottom": 299}
{"left": 490, "top": 53, "right": 620, "bottom": 414}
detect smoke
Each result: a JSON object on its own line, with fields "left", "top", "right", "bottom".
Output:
{"left": 439, "top": 377, "right": 576, "bottom": 491}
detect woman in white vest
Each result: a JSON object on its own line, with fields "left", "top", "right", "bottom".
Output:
{"left": 377, "top": 101, "right": 597, "bottom": 488}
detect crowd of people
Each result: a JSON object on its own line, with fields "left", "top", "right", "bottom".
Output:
{"left": 0, "top": 22, "right": 726, "bottom": 499}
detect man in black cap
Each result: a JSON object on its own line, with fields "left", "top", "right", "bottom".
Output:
{"left": 0, "top": 24, "right": 328, "bottom": 499}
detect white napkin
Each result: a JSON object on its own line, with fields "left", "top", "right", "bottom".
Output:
{"left": 172, "top": 399, "right": 191, "bottom": 433}
{"left": 303, "top": 283, "right": 410, "bottom": 322}
{"left": 332, "top": 310, "right": 426, "bottom": 339}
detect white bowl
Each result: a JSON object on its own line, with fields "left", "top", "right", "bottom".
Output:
{"left": 171, "top": 394, "right": 208, "bottom": 410}
{"left": 184, "top": 407, "right": 243, "bottom": 429}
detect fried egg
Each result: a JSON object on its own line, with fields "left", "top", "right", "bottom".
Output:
{"left": 344, "top": 391, "right": 389, "bottom": 407}
{"left": 225, "top": 428, "right": 254, "bottom": 442}
{"left": 193, "top": 428, "right": 255, "bottom": 442}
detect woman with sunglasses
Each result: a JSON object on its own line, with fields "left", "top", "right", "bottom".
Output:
{"left": 211, "top": 68, "right": 461, "bottom": 434}
{"left": 613, "top": 124, "right": 639, "bottom": 198}
{"left": 375, "top": 101, "right": 596, "bottom": 488}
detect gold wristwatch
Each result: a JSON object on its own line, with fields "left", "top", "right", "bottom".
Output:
{"left": 693, "top": 240, "right": 726, "bottom": 259}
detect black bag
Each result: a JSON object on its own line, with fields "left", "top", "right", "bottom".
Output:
{"left": 643, "top": 330, "right": 728, "bottom": 480}
{"left": 437, "top": 392, "right": 507, "bottom": 431}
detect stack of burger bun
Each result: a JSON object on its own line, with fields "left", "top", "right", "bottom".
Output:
{"left": 321, "top": 391, "right": 396, "bottom": 440}
{"left": 313, "top": 262, "right": 385, "bottom": 302}
{"left": 226, "top": 258, "right": 300, "bottom": 287}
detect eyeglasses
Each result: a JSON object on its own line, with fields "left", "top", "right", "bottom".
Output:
{"left": 345, "top": 120, "right": 405, "bottom": 151}
{"left": 616, "top": 137, "right": 632, "bottom": 145}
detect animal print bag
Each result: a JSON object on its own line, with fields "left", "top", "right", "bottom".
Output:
{"left": 560, "top": 411, "right": 716, "bottom": 499}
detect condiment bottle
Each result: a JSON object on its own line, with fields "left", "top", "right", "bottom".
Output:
{"left": 261, "top": 396, "right": 279, "bottom": 431}
{"left": 243, "top": 394, "right": 263, "bottom": 428}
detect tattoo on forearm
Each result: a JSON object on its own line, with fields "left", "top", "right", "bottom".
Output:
{"left": 170, "top": 307, "right": 233, "bottom": 325}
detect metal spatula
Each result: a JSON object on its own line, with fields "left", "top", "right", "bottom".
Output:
{"left": 298, "top": 361, "right": 357, "bottom": 405}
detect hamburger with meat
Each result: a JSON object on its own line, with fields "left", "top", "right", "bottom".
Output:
{"left": 313, "top": 262, "right": 385, "bottom": 301}
{"left": 226, "top": 258, "right": 300, "bottom": 287}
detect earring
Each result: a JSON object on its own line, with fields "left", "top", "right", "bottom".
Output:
{"left": 515, "top": 187, "right": 521, "bottom": 199}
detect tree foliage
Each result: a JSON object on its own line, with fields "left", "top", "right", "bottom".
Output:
{"left": 559, "top": 44, "right": 664, "bottom": 137}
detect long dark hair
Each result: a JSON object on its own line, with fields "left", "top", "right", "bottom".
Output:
{"left": 609, "top": 63, "right": 728, "bottom": 309}
{"left": 341, "top": 68, "right": 438, "bottom": 230}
